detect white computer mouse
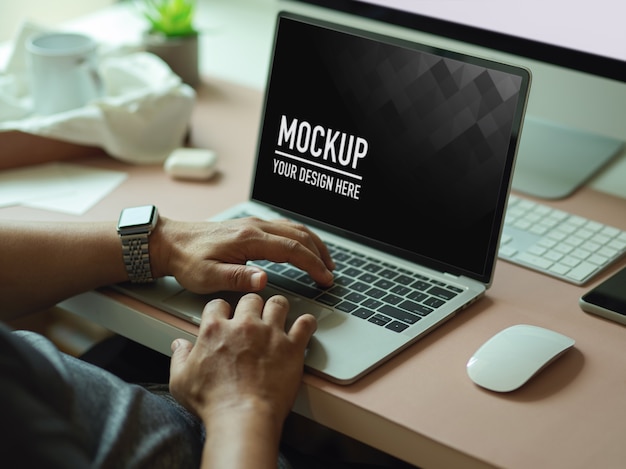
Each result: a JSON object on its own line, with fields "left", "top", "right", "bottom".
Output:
{"left": 466, "top": 324, "right": 575, "bottom": 392}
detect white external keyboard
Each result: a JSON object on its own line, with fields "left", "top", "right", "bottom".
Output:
{"left": 498, "top": 195, "right": 626, "bottom": 285}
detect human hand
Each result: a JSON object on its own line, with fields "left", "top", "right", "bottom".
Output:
{"left": 169, "top": 293, "right": 315, "bottom": 421}
{"left": 151, "top": 217, "right": 334, "bottom": 294}
{"left": 169, "top": 294, "right": 316, "bottom": 468}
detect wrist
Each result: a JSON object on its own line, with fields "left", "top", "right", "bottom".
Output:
{"left": 149, "top": 217, "right": 197, "bottom": 280}
{"left": 201, "top": 399, "right": 284, "bottom": 468}
{"left": 147, "top": 216, "right": 170, "bottom": 279}
{"left": 202, "top": 397, "right": 284, "bottom": 440}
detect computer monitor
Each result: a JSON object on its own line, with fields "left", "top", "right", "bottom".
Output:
{"left": 289, "top": 0, "right": 625, "bottom": 199}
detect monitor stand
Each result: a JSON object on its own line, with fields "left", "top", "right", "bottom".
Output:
{"left": 511, "top": 116, "right": 624, "bottom": 200}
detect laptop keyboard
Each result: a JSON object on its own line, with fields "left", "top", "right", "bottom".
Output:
{"left": 499, "top": 195, "right": 626, "bottom": 285}
{"left": 249, "top": 241, "right": 462, "bottom": 333}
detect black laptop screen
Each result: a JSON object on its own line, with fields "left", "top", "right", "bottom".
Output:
{"left": 251, "top": 13, "right": 530, "bottom": 283}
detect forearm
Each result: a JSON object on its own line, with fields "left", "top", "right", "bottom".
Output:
{"left": 0, "top": 221, "right": 127, "bottom": 319}
{"left": 0, "top": 214, "right": 336, "bottom": 320}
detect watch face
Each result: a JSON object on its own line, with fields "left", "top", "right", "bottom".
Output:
{"left": 118, "top": 205, "right": 157, "bottom": 233}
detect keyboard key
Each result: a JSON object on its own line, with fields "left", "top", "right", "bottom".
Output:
{"left": 369, "top": 314, "right": 391, "bottom": 326}
{"left": 267, "top": 263, "right": 287, "bottom": 273}
{"left": 391, "top": 285, "right": 411, "bottom": 296}
{"left": 333, "top": 276, "right": 354, "bottom": 287}
{"left": 398, "top": 300, "right": 433, "bottom": 317}
{"left": 549, "top": 264, "right": 570, "bottom": 275}
{"left": 516, "top": 252, "right": 554, "bottom": 269}
{"left": 343, "top": 267, "right": 362, "bottom": 277}
{"left": 353, "top": 308, "right": 375, "bottom": 319}
{"left": 365, "top": 287, "right": 386, "bottom": 299}
{"left": 374, "top": 279, "right": 395, "bottom": 290}
{"left": 379, "top": 305, "right": 421, "bottom": 324}
{"left": 336, "top": 301, "right": 358, "bottom": 313}
{"left": 424, "top": 296, "right": 445, "bottom": 308}
{"left": 381, "top": 293, "right": 403, "bottom": 305}
{"left": 346, "top": 292, "right": 367, "bottom": 303}
{"left": 588, "top": 254, "right": 609, "bottom": 266}
{"left": 410, "top": 280, "right": 430, "bottom": 291}
{"left": 379, "top": 269, "right": 399, "bottom": 280}
{"left": 358, "top": 273, "right": 378, "bottom": 283}
{"left": 317, "top": 293, "right": 341, "bottom": 306}
{"left": 407, "top": 291, "right": 428, "bottom": 302}
{"left": 395, "top": 275, "right": 414, "bottom": 285}
{"left": 332, "top": 251, "right": 351, "bottom": 262}
{"left": 385, "top": 321, "right": 410, "bottom": 333}
{"left": 348, "top": 257, "right": 367, "bottom": 268}
{"left": 566, "top": 262, "right": 598, "bottom": 282}
{"left": 363, "top": 263, "right": 382, "bottom": 273}
{"left": 427, "top": 286, "right": 458, "bottom": 301}
{"left": 329, "top": 285, "right": 351, "bottom": 297}
{"left": 351, "top": 282, "right": 370, "bottom": 293}
{"left": 362, "top": 298, "right": 383, "bottom": 309}
{"left": 283, "top": 267, "right": 304, "bottom": 279}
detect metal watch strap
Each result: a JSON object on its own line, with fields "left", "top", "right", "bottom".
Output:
{"left": 121, "top": 233, "right": 153, "bottom": 283}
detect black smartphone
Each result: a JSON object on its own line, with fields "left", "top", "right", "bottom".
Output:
{"left": 580, "top": 266, "right": 626, "bottom": 325}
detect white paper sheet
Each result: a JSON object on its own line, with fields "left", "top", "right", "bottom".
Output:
{"left": 0, "top": 162, "right": 127, "bottom": 214}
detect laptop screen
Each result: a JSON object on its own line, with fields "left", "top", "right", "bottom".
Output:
{"left": 252, "top": 13, "right": 531, "bottom": 284}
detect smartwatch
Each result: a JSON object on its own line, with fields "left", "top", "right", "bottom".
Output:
{"left": 117, "top": 205, "right": 159, "bottom": 283}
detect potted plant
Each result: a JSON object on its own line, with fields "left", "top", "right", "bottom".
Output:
{"left": 141, "top": 0, "right": 201, "bottom": 87}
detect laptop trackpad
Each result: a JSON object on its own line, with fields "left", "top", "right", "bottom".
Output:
{"left": 163, "top": 286, "right": 333, "bottom": 328}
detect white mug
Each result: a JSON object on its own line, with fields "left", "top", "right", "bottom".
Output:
{"left": 27, "top": 32, "right": 102, "bottom": 115}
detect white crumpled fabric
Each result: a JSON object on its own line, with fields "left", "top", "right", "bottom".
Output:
{"left": 0, "top": 23, "right": 196, "bottom": 164}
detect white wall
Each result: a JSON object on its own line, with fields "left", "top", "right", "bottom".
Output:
{"left": 0, "top": 0, "right": 116, "bottom": 42}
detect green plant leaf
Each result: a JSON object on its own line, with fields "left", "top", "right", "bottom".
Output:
{"left": 142, "top": 0, "right": 198, "bottom": 37}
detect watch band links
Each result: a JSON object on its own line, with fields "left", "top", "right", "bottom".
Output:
{"left": 121, "top": 233, "right": 154, "bottom": 283}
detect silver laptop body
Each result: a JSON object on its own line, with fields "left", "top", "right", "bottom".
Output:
{"left": 116, "top": 12, "right": 531, "bottom": 384}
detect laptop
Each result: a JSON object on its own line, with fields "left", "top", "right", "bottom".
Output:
{"left": 116, "top": 12, "right": 531, "bottom": 384}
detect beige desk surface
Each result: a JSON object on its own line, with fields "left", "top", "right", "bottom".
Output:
{"left": 3, "top": 76, "right": 626, "bottom": 469}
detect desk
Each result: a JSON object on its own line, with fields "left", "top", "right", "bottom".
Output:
{"left": 2, "top": 72, "right": 626, "bottom": 469}
{"left": 3, "top": 2, "right": 626, "bottom": 468}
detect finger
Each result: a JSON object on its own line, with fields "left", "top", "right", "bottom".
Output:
{"left": 169, "top": 338, "right": 193, "bottom": 376}
{"left": 270, "top": 220, "right": 336, "bottom": 270}
{"left": 260, "top": 294, "right": 290, "bottom": 328}
{"left": 287, "top": 313, "right": 317, "bottom": 349}
{"left": 293, "top": 224, "right": 335, "bottom": 272}
{"left": 245, "top": 230, "right": 334, "bottom": 286}
{"left": 232, "top": 292, "right": 265, "bottom": 320}
{"left": 201, "top": 298, "right": 232, "bottom": 320}
{"left": 197, "top": 298, "right": 232, "bottom": 338}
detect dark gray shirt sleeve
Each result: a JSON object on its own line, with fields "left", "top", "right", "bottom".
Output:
{"left": 0, "top": 324, "right": 204, "bottom": 468}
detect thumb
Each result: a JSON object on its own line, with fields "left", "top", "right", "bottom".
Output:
{"left": 211, "top": 264, "right": 268, "bottom": 292}
{"left": 170, "top": 338, "right": 193, "bottom": 374}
